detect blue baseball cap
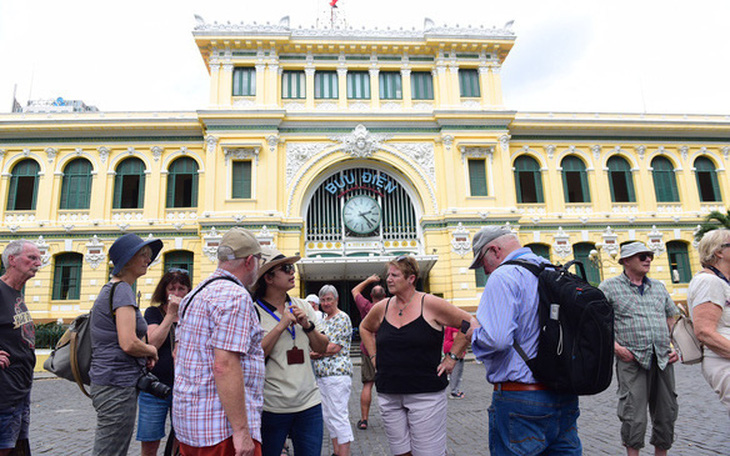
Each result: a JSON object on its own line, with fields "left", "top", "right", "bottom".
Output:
{"left": 109, "top": 233, "right": 163, "bottom": 276}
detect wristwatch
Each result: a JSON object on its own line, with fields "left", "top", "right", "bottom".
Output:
{"left": 302, "top": 320, "right": 316, "bottom": 333}
{"left": 446, "top": 352, "right": 462, "bottom": 361}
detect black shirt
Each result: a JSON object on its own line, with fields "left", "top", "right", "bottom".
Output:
{"left": 145, "top": 306, "right": 174, "bottom": 387}
{"left": 0, "top": 280, "right": 35, "bottom": 408}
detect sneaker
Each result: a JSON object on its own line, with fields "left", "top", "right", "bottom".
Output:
{"left": 450, "top": 391, "right": 465, "bottom": 399}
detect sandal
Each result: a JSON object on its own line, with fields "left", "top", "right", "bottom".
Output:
{"left": 357, "top": 419, "right": 368, "bottom": 430}
{"left": 450, "top": 391, "right": 465, "bottom": 399}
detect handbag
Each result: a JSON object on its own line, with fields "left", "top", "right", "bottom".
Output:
{"left": 671, "top": 311, "right": 703, "bottom": 365}
{"left": 43, "top": 282, "right": 122, "bottom": 397}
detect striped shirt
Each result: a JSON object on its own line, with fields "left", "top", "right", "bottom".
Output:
{"left": 471, "top": 247, "right": 547, "bottom": 384}
{"left": 599, "top": 273, "right": 679, "bottom": 370}
{"left": 173, "top": 269, "right": 265, "bottom": 447}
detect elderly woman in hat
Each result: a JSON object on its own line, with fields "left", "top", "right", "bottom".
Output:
{"left": 252, "top": 248, "right": 329, "bottom": 456}
{"left": 359, "top": 255, "right": 474, "bottom": 456}
{"left": 689, "top": 229, "right": 730, "bottom": 417}
{"left": 89, "top": 233, "right": 162, "bottom": 456}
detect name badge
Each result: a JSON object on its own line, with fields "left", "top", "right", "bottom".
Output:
{"left": 287, "top": 347, "right": 304, "bottom": 365}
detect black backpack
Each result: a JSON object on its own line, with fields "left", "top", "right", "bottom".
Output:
{"left": 501, "top": 259, "right": 614, "bottom": 395}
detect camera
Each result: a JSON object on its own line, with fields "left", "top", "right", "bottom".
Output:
{"left": 137, "top": 369, "right": 171, "bottom": 399}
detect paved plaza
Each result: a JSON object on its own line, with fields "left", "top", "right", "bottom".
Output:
{"left": 30, "top": 361, "right": 727, "bottom": 455}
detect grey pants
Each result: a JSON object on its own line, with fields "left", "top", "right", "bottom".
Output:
{"left": 449, "top": 359, "right": 464, "bottom": 394}
{"left": 616, "top": 358, "right": 678, "bottom": 450}
{"left": 90, "top": 384, "right": 138, "bottom": 456}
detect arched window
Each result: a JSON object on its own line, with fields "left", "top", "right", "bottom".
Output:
{"left": 695, "top": 157, "right": 721, "bottom": 202}
{"left": 573, "top": 242, "right": 600, "bottom": 284}
{"left": 514, "top": 156, "right": 544, "bottom": 203}
{"left": 667, "top": 241, "right": 692, "bottom": 283}
{"left": 7, "top": 159, "right": 40, "bottom": 210}
{"left": 164, "top": 250, "right": 194, "bottom": 278}
{"left": 53, "top": 253, "right": 83, "bottom": 300}
{"left": 166, "top": 157, "right": 198, "bottom": 208}
{"left": 60, "top": 159, "right": 92, "bottom": 209}
{"left": 525, "top": 243, "right": 550, "bottom": 260}
{"left": 113, "top": 158, "right": 146, "bottom": 209}
{"left": 561, "top": 156, "right": 590, "bottom": 203}
{"left": 651, "top": 156, "right": 679, "bottom": 203}
{"left": 607, "top": 156, "right": 635, "bottom": 203}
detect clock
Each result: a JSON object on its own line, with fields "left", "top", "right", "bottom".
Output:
{"left": 342, "top": 195, "right": 382, "bottom": 235}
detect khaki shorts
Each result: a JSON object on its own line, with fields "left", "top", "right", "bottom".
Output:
{"left": 361, "top": 353, "right": 375, "bottom": 383}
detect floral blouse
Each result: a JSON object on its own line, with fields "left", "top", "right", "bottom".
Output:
{"left": 313, "top": 311, "right": 353, "bottom": 377}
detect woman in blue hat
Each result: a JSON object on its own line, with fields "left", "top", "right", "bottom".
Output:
{"left": 88, "top": 233, "right": 163, "bottom": 456}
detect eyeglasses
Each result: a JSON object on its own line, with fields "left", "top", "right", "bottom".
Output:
{"left": 720, "top": 243, "right": 730, "bottom": 249}
{"left": 637, "top": 253, "right": 654, "bottom": 262}
{"left": 168, "top": 267, "right": 189, "bottom": 275}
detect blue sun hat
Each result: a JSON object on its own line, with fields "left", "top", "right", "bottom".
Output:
{"left": 109, "top": 233, "right": 163, "bottom": 276}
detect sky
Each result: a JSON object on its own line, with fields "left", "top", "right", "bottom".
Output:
{"left": 1, "top": 0, "right": 729, "bottom": 115}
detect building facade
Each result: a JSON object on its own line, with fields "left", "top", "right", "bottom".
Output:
{"left": 0, "top": 17, "right": 728, "bottom": 325}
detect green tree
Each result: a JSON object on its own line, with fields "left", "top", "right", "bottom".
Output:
{"left": 695, "top": 209, "right": 730, "bottom": 241}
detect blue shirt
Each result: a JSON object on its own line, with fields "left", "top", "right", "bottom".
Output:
{"left": 471, "top": 247, "right": 547, "bottom": 384}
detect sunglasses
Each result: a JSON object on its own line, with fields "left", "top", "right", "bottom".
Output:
{"left": 168, "top": 267, "right": 189, "bottom": 275}
{"left": 637, "top": 253, "right": 653, "bottom": 262}
{"left": 275, "top": 263, "right": 296, "bottom": 274}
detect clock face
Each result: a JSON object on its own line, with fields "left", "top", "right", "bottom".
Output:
{"left": 342, "top": 195, "right": 382, "bottom": 235}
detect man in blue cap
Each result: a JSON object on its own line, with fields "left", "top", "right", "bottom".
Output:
{"left": 599, "top": 241, "right": 679, "bottom": 456}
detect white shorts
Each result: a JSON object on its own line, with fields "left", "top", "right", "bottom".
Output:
{"left": 377, "top": 390, "right": 447, "bottom": 456}
{"left": 317, "top": 376, "right": 354, "bottom": 444}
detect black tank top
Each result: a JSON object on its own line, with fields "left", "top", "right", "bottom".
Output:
{"left": 375, "top": 295, "right": 448, "bottom": 394}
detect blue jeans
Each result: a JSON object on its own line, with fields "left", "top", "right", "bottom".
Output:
{"left": 489, "top": 389, "right": 581, "bottom": 456}
{"left": 0, "top": 392, "right": 30, "bottom": 450}
{"left": 261, "top": 404, "right": 323, "bottom": 456}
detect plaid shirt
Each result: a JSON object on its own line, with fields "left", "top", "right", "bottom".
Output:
{"left": 599, "top": 273, "right": 679, "bottom": 370}
{"left": 173, "top": 269, "right": 265, "bottom": 447}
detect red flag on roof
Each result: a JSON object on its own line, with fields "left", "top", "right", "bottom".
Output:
{"left": 330, "top": 0, "right": 338, "bottom": 7}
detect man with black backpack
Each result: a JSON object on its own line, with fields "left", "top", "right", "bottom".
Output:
{"left": 468, "top": 226, "right": 582, "bottom": 455}
{"left": 599, "top": 242, "right": 679, "bottom": 456}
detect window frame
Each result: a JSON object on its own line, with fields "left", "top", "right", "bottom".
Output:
{"left": 561, "top": 156, "right": 591, "bottom": 203}
{"left": 164, "top": 250, "right": 194, "bottom": 278}
{"left": 166, "top": 157, "right": 199, "bottom": 208}
{"left": 378, "top": 71, "right": 402, "bottom": 100}
{"left": 60, "top": 158, "right": 93, "bottom": 210}
{"left": 231, "top": 160, "right": 253, "bottom": 199}
{"left": 651, "top": 156, "right": 680, "bottom": 203}
{"left": 468, "top": 158, "right": 488, "bottom": 197}
{"left": 314, "top": 71, "right": 338, "bottom": 99}
{"left": 607, "top": 156, "right": 636, "bottom": 203}
{"left": 667, "top": 241, "right": 692, "bottom": 283}
{"left": 52, "top": 252, "right": 82, "bottom": 300}
{"left": 7, "top": 159, "right": 40, "bottom": 211}
{"left": 281, "top": 70, "right": 306, "bottom": 99}
{"left": 232, "top": 67, "right": 256, "bottom": 97}
{"left": 346, "top": 71, "right": 371, "bottom": 99}
{"left": 113, "top": 157, "right": 146, "bottom": 209}
{"left": 514, "top": 155, "right": 544, "bottom": 204}
{"left": 411, "top": 71, "right": 434, "bottom": 100}
{"left": 459, "top": 68, "right": 481, "bottom": 98}
{"left": 694, "top": 157, "right": 721, "bottom": 202}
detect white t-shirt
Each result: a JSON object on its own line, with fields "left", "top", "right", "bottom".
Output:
{"left": 688, "top": 272, "right": 730, "bottom": 358}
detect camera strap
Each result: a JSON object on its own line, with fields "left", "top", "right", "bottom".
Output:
{"left": 180, "top": 275, "right": 241, "bottom": 319}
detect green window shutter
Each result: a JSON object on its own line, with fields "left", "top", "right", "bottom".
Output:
{"left": 53, "top": 253, "right": 82, "bottom": 300}
{"left": 113, "top": 173, "right": 124, "bottom": 208}
{"left": 138, "top": 172, "right": 146, "bottom": 208}
{"left": 561, "top": 156, "right": 590, "bottom": 203}
{"left": 468, "top": 159, "right": 488, "bottom": 196}
{"left": 379, "top": 72, "right": 402, "bottom": 99}
{"left": 167, "top": 157, "right": 199, "bottom": 208}
{"left": 474, "top": 268, "right": 488, "bottom": 287}
{"left": 315, "top": 71, "right": 338, "bottom": 99}
{"left": 114, "top": 158, "right": 146, "bottom": 209}
{"left": 282, "top": 71, "right": 305, "bottom": 99}
{"left": 651, "top": 157, "right": 680, "bottom": 202}
{"left": 7, "top": 159, "right": 39, "bottom": 210}
{"left": 573, "top": 243, "right": 600, "bottom": 285}
{"left": 526, "top": 243, "right": 550, "bottom": 260}
{"left": 6, "top": 172, "right": 18, "bottom": 211}
{"left": 232, "top": 161, "right": 252, "bottom": 199}
{"left": 607, "top": 156, "right": 635, "bottom": 203}
{"left": 60, "top": 159, "right": 92, "bottom": 210}
{"left": 347, "top": 71, "right": 370, "bottom": 99}
{"left": 667, "top": 241, "right": 692, "bottom": 283}
{"left": 514, "top": 156, "right": 543, "bottom": 203}
{"left": 411, "top": 72, "right": 434, "bottom": 100}
{"left": 459, "top": 69, "right": 480, "bottom": 97}
{"left": 233, "top": 68, "right": 256, "bottom": 96}
{"left": 695, "top": 157, "right": 721, "bottom": 202}
{"left": 164, "top": 251, "right": 194, "bottom": 278}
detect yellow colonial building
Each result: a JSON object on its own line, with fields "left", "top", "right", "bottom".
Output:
{"left": 0, "top": 17, "right": 728, "bottom": 327}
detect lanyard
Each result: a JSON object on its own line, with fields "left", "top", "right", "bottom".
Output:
{"left": 708, "top": 266, "right": 730, "bottom": 285}
{"left": 257, "top": 300, "right": 296, "bottom": 341}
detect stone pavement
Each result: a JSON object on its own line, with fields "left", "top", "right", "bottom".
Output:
{"left": 30, "top": 361, "right": 727, "bottom": 455}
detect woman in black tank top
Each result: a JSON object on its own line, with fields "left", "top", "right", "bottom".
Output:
{"left": 359, "top": 255, "right": 476, "bottom": 456}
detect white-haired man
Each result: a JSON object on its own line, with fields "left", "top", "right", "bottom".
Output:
{"left": 0, "top": 240, "right": 42, "bottom": 455}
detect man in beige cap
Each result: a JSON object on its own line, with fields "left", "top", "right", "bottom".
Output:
{"left": 599, "top": 241, "right": 680, "bottom": 456}
{"left": 174, "top": 228, "right": 265, "bottom": 456}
